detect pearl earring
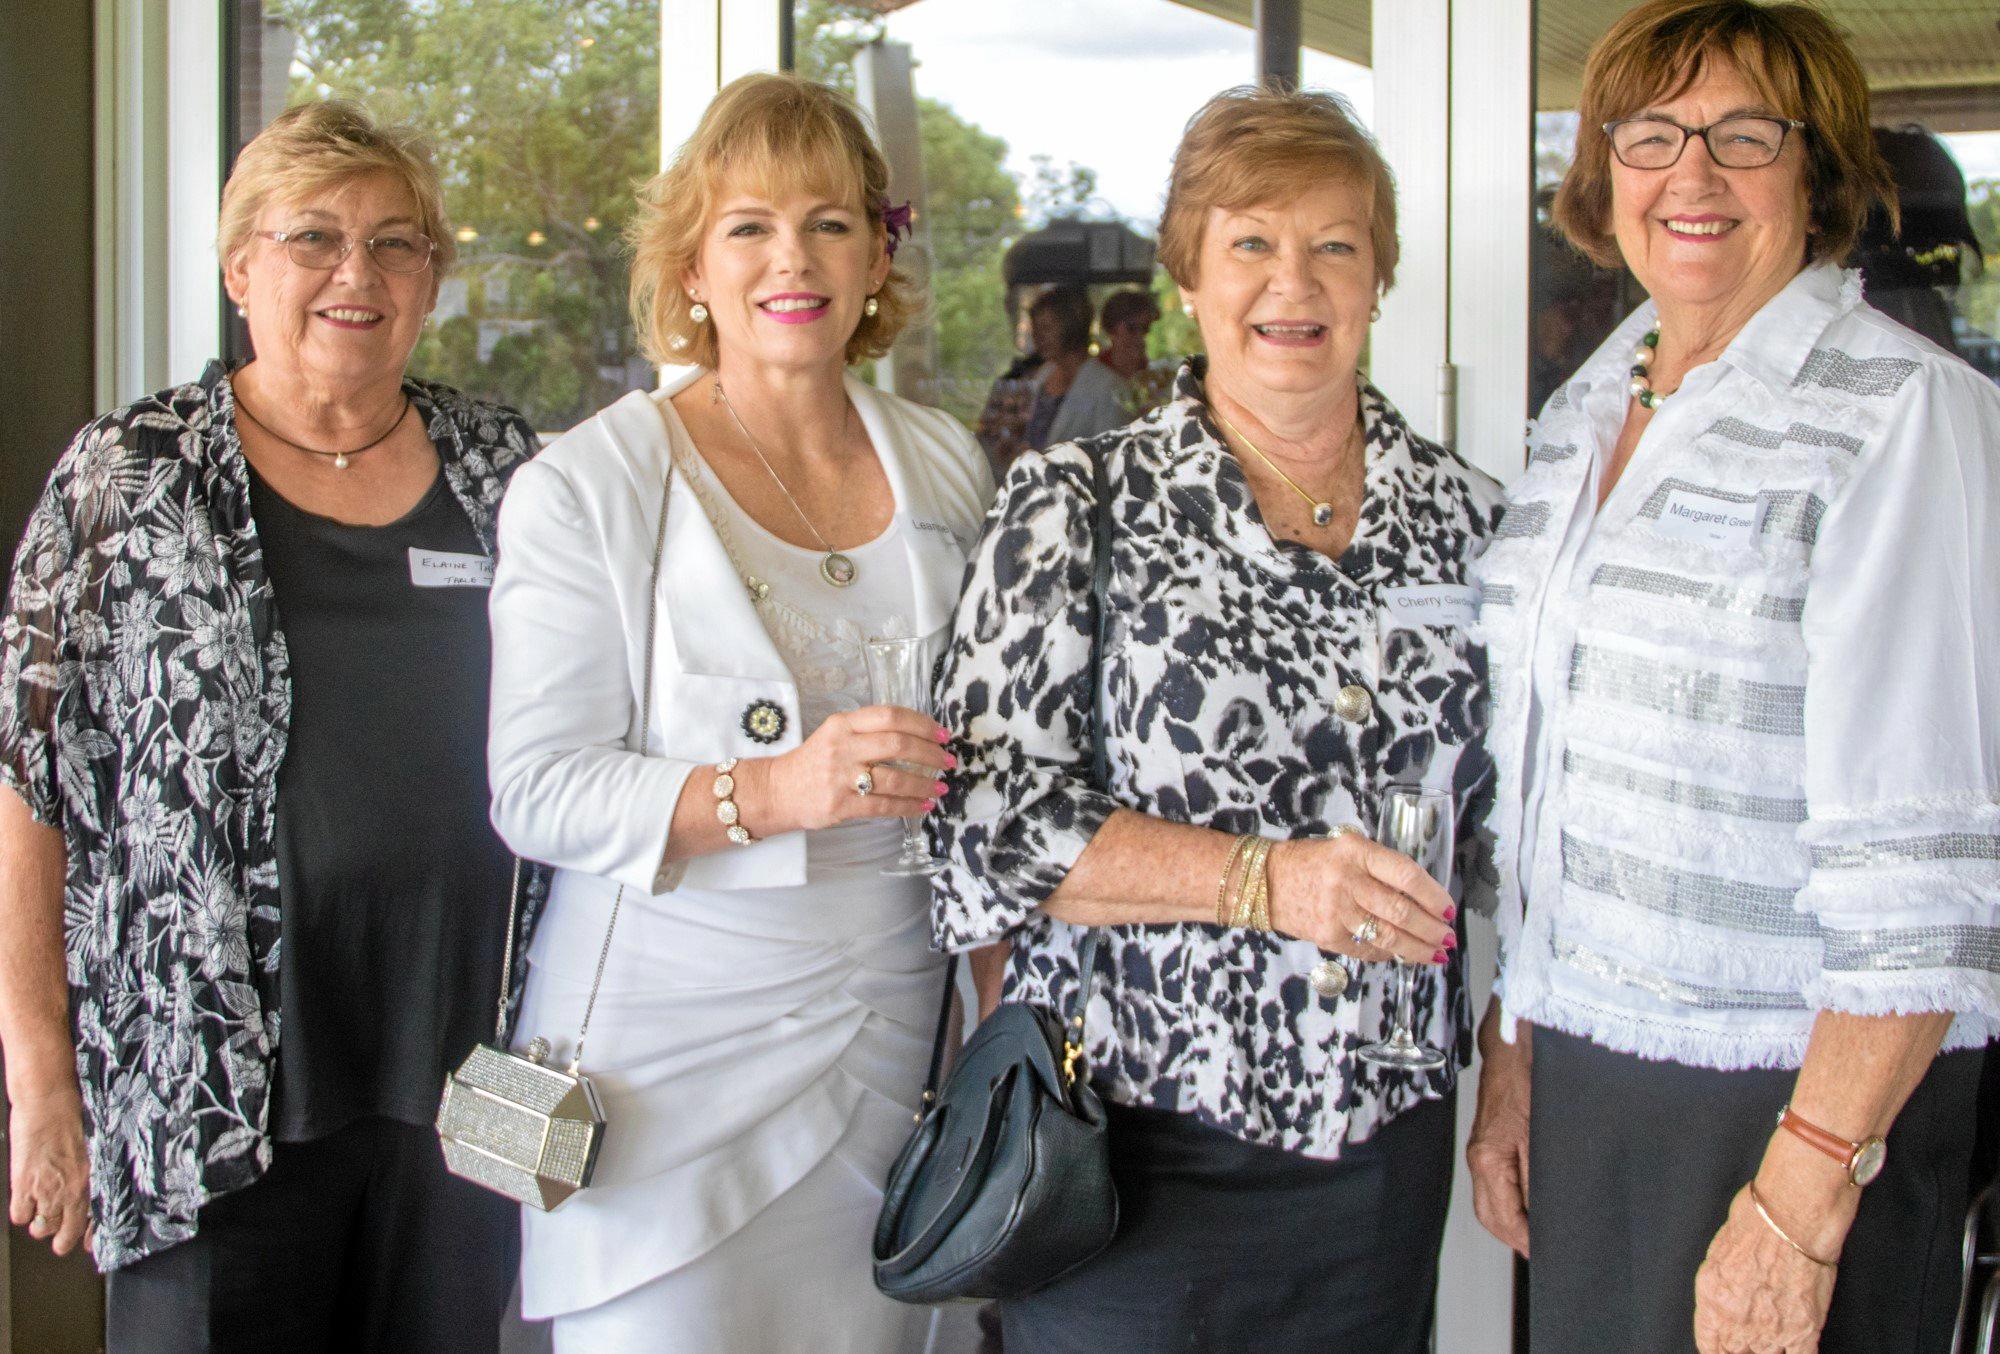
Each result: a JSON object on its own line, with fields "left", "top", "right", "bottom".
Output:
{"left": 1370, "top": 304, "right": 1382, "bottom": 322}
{"left": 1180, "top": 300, "right": 1195, "bottom": 319}
{"left": 864, "top": 295, "right": 880, "bottom": 318}
{"left": 236, "top": 305, "right": 247, "bottom": 318}
{"left": 689, "top": 301, "right": 709, "bottom": 324}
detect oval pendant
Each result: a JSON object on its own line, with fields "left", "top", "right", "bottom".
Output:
{"left": 334, "top": 453, "right": 350, "bottom": 470}
{"left": 820, "top": 552, "right": 857, "bottom": 588}
{"left": 1311, "top": 502, "right": 1334, "bottom": 527}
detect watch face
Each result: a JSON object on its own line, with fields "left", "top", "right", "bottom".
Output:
{"left": 1853, "top": 1138, "right": 1887, "bottom": 1186}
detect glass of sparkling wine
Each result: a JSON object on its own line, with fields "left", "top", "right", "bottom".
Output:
{"left": 864, "top": 636, "right": 948, "bottom": 878}
{"left": 1357, "top": 786, "right": 1454, "bottom": 1071}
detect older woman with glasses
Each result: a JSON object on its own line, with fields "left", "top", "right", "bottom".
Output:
{"left": 1465, "top": 3, "right": 2000, "bottom": 1352}
{"left": 0, "top": 100, "right": 539, "bottom": 1352}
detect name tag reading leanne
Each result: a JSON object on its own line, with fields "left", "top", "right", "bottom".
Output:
{"left": 1380, "top": 583, "right": 1479, "bottom": 631}
{"left": 408, "top": 548, "right": 495, "bottom": 589}
{"left": 1654, "top": 488, "right": 1764, "bottom": 548}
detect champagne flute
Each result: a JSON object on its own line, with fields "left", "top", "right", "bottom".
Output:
{"left": 1357, "top": 786, "right": 1454, "bottom": 1071}
{"left": 864, "top": 635, "right": 948, "bottom": 878}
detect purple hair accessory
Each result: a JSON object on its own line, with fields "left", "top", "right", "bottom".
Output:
{"left": 880, "top": 198, "right": 915, "bottom": 258}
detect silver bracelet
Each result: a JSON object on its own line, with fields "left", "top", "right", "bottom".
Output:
{"left": 712, "top": 758, "right": 755, "bottom": 846}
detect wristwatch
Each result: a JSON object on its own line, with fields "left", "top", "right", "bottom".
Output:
{"left": 1777, "top": 1105, "right": 1887, "bottom": 1186}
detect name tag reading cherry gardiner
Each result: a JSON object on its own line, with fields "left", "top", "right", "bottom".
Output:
{"left": 1380, "top": 583, "right": 1478, "bottom": 631}
{"left": 1654, "top": 487, "right": 1765, "bottom": 548}
{"left": 408, "top": 548, "right": 494, "bottom": 589}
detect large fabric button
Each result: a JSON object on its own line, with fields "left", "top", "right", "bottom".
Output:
{"left": 1335, "top": 684, "right": 1372, "bottom": 723}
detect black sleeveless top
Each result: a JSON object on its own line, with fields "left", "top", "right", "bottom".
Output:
{"left": 248, "top": 464, "right": 514, "bottom": 1142}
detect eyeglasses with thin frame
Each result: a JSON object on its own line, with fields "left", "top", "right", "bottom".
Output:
{"left": 257, "top": 227, "right": 437, "bottom": 274}
{"left": 1602, "top": 115, "right": 1807, "bottom": 171}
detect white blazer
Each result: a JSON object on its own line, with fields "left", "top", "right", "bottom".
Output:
{"left": 487, "top": 366, "right": 994, "bottom": 897}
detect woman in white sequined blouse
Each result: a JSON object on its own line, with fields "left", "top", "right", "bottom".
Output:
{"left": 1464, "top": 5, "right": 2000, "bottom": 1352}
{"left": 485, "top": 75, "right": 990, "bottom": 1353}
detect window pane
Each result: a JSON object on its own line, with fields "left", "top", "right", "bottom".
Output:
{"left": 231, "top": 0, "right": 661, "bottom": 433}
{"left": 793, "top": 0, "right": 1371, "bottom": 466}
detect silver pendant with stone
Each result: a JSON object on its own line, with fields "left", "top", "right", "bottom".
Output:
{"left": 820, "top": 552, "right": 857, "bottom": 588}
{"left": 1311, "top": 501, "right": 1333, "bottom": 527}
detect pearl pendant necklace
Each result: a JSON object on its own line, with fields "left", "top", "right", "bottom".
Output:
{"left": 1627, "top": 326, "right": 1667, "bottom": 410}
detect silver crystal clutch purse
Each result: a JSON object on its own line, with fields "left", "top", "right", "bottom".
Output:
{"left": 438, "top": 1034, "right": 606, "bottom": 1211}
{"left": 437, "top": 462, "right": 674, "bottom": 1211}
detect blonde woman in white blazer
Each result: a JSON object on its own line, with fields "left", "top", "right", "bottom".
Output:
{"left": 486, "top": 74, "right": 993, "bottom": 1354}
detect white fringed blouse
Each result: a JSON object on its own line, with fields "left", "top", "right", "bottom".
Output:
{"left": 1475, "top": 263, "right": 2000, "bottom": 1070}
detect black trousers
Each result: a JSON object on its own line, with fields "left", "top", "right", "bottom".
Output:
{"left": 1529, "top": 1028, "right": 1980, "bottom": 1354}
{"left": 1001, "top": 1094, "right": 1457, "bottom": 1353}
{"left": 104, "top": 1116, "right": 516, "bottom": 1354}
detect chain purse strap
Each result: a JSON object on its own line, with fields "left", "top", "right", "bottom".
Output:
{"left": 489, "top": 463, "right": 674, "bottom": 1072}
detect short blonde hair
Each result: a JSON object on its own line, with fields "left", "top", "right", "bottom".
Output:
{"left": 217, "top": 100, "right": 455, "bottom": 273}
{"left": 1553, "top": 0, "right": 1895, "bottom": 269}
{"left": 1159, "top": 84, "right": 1398, "bottom": 295}
{"left": 629, "top": 73, "right": 915, "bottom": 368}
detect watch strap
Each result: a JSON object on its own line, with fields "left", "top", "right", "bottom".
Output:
{"left": 1777, "top": 1105, "right": 1879, "bottom": 1183}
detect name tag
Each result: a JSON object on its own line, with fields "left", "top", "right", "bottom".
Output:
{"left": 408, "top": 548, "right": 494, "bottom": 589}
{"left": 1654, "top": 488, "right": 1763, "bottom": 548}
{"left": 1380, "top": 583, "right": 1479, "bottom": 631}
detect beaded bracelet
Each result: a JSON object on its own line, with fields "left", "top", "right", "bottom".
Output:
{"left": 712, "top": 758, "right": 755, "bottom": 846}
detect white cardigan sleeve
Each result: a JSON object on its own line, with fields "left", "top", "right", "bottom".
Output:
{"left": 1797, "top": 359, "right": 2000, "bottom": 1022}
{"left": 487, "top": 457, "right": 700, "bottom": 894}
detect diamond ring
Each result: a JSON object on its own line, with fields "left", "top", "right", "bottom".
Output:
{"left": 854, "top": 768, "right": 875, "bottom": 797}
{"left": 1350, "top": 918, "right": 1382, "bottom": 949}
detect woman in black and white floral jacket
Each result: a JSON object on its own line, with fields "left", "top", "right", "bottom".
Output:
{"left": 0, "top": 101, "right": 539, "bottom": 1353}
{"left": 930, "top": 85, "right": 1502, "bottom": 1353}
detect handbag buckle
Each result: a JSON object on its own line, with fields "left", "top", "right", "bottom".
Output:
{"left": 1061, "top": 1015, "right": 1086, "bottom": 1086}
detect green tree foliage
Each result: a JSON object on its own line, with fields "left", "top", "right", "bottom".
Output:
{"left": 268, "top": 0, "right": 659, "bottom": 431}
{"left": 1962, "top": 179, "right": 1999, "bottom": 343}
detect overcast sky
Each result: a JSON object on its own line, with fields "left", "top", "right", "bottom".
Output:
{"left": 880, "top": 0, "right": 2000, "bottom": 227}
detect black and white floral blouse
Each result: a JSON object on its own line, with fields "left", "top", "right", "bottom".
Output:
{"left": 931, "top": 360, "right": 1504, "bottom": 1157}
{"left": 0, "top": 362, "right": 544, "bottom": 1269}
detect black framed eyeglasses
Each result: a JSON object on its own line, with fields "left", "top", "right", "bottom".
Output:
{"left": 1602, "top": 115, "right": 1806, "bottom": 170}
{"left": 257, "top": 227, "right": 437, "bottom": 274}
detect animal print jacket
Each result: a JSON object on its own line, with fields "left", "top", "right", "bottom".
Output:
{"left": 931, "top": 359, "right": 1504, "bottom": 1157}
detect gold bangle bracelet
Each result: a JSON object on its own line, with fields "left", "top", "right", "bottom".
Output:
{"left": 1747, "top": 1181, "right": 1836, "bottom": 1269}
{"left": 1216, "top": 836, "right": 1252, "bottom": 926}
{"left": 1233, "top": 837, "right": 1273, "bottom": 931}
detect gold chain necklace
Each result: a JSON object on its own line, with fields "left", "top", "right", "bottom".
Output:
{"left": 1209, "top": 403, "right": 1360, "bottom": 529}
{"left": 712, "top": 377, "right": 858, "bottom": 588}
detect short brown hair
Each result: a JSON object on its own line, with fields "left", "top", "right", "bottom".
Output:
{"left": 218, "top": 100, "right": 455, "bottom": 275}
{"left": 628, "top": 73, "right": 915, "bottom": 368}
{"left": 1158, "top": 84, "right": 1398, "bottom": 295}
{"left": 1098, "top": 289, "right": 1159, "bottom": 333}
{"left": 1552, "top": 0, "right": 1895, "bottom": 269}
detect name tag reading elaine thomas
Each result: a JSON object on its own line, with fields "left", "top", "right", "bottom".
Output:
{"left": 1654, "top": 488, "right": 1763, "bottom": 548}
{"left": 408, "top": 549, "right": 495, "bottom": 589}
{"left": 1380, "top": 584, "right": 1479, "bottom": 631}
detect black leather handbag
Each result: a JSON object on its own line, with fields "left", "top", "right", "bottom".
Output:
{"left": 871, "top": 448, "right": 1122, "bottom": 1304}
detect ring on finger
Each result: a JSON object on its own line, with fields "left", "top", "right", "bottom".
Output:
{"left": 854, "top": 766, "right": 875, "bottom": 797}
{"left": 31, "top": 1214, "right": 52, "bottom": 1230}
{"left": 1351, "top": 917, "right": 1381, "bottom": 949}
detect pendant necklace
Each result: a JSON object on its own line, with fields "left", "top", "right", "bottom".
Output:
{"left": 713, "top": 377, "right": 858, "bottom": 588}
{"left": 1210, "top": 404, "right": 1358, "bottom": 529}
{"left": 233, "top": 387, "right": 411, "bottom": 470}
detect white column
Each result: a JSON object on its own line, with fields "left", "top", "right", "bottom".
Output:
{"left": 1368, "top": 0, "right": 1450, "bottom": 444}
{"left": 1446, "top": 0, "right": 1533, "bottom": 482}
{"left": 95, "top": 0, "right": 223, "bottom": 407}
{"left": 661, "top": 0, "right": 785, "bottom": 167}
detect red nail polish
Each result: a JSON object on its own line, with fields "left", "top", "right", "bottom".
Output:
{"left": 933, "top": 781, "right": 948, "bottom": 796}
{"left": 1443, "top": 905, "right": 1457, "bottom": 923}
{"left": 1433, "top": 949, "right": 1448, "bottom": 965}
{"left": 1443, "top": 933, "right": 1458, "bottom": 950}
